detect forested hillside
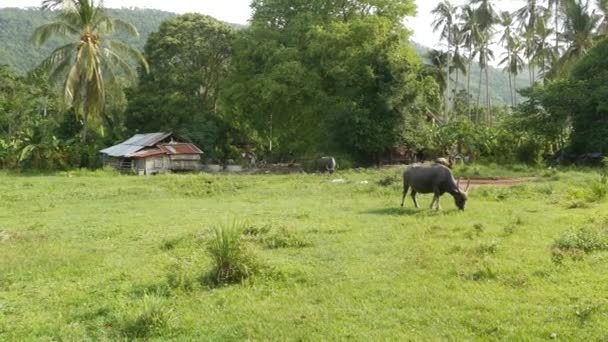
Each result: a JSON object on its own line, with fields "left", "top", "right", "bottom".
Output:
{"left": 1, "top": 7, "right": 519, "bottom": 105}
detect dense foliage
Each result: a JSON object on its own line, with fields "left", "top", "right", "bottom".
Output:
{"left": 2, "top": 0, "right": 608, "bottom": 170}
{"left": 124, "top": 14, "right": 239, "bottom": 161}
{"left": 221, "top": 0, "right": 438, "bottom": 162}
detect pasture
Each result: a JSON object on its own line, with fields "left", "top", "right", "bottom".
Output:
{"left": 1, "top": 166, "right": 608, "bottom": 340}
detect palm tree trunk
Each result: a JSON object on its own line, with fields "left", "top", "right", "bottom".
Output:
{"left": 477, "top": 65, "right": 483, "bottom": 111}
{"left": 513, "top": 74, "right": 517, "bottom": 105}
{"left": 555, "top": 1, "right": 559, "bottom": 53}
{"left": 467, "top": 46, "right": 472, "bottom": 120}
{"left": 508, "top": 71, "right": 514, "bottom": 107}
{"left": 485, "top": 63, "right": 491, "bottom": 126}
{"left": 81, "top": 112, "right": 88, "bottom": 142}
{"left": 455, "top": 69, "right": 459, "bottom": 98}
{"left": 445, "top": 27, "right": 451, "bottom": 123}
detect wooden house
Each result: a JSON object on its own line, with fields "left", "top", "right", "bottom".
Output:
{"left": 100, "top": 133, "right": 203, "bottom": 175}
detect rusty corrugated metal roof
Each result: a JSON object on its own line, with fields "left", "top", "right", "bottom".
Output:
{"left": 158, "top": 143, "right": 203, "bottom": 155}
{"left": 100, "top": 132, "right": 173, "bottom": 157}
{"left": 128, "top": 148, "right": 166, "bottom": 158}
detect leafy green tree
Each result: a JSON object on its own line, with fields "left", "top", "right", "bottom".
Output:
{"left": 125, "top": 14, "right": 236, "bottom": 159}
{"left": 0, "top": 65, "right": 68, "bottom": 169}
{"left": 542, "top": 38, "right": 608, "bottom": 153}
{"left": 222, "top": 0, "right": 434, "bottom": 163}
{"left": 34, "top": 0, "right": 148, "bottom": 141}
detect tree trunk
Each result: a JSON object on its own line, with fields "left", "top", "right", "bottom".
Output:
{"left": 444, "top": 26, "right": 451, "bottom": 123}
{"left": 477, "top": 65, "right": 483, "bottom": 115}
{"left": 81, "top": 112, "right": 88, "bottom": 142}
{"left": 513, "top": 74, "right": 517, "bottom": 105}
{"left": 555, "top": 1, "right": 559, "bottom": 53}
{"left": 485, "top": 61, "right": 491, "bottom": 126}
{"left": 508, "top": 71, "right": 514, "bottom": 108}
{"left": 467, "top": 45, "right": 473, "bottom": 120}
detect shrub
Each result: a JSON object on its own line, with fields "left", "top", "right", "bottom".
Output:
{"left": 552, "top": 226, "right": 608, "bottom": 253}
{"left": 588, "top": 172, "right": 608, "bottom": 202}
{"left": 205, "top": 223, "right": 259, "bottom": 285}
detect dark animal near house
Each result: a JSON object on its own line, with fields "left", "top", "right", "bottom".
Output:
{"left": 400, "top": 164, "right": 470, "bottom": 210}
{"left": 315, "top": 156, "right": 337, "bottom": 174}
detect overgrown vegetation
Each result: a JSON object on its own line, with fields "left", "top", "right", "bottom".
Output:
{"left": 5, "top": 0, "right": 608, "bottom": 169}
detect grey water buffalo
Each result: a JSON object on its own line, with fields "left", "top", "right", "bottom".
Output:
{"left": 316, "top": 156, "right": 337, "bottom": 174}
{"left": 400, "top": 163, "right": 470, "bottom": 211}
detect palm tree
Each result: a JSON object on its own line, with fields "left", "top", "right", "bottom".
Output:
{"left": 516, "top": 0, "right": 549, "bottom": 86}
{"left": 548, "top": 0, "right": 562, "bottom": 52}
{"left": 432, "top": 0, "right": 457, "bottom": 122}
{"left": 553, "top": 0, "right": 601, "bottom": 75}
{"left": 472, "top": 32, "right": 494, "bottom": 123}
{"left": 424, "top": 49, "right": 449, "bottom": 93}
{"left": 459, "top": 4, "right": 481, "bottom": 117}
{"left": 499, "top": 41, "right": 525, "bottom": 107}
{"left": 450, "top": 31, "right": 467, "bottom": 99}
{"left": 532, "top": 17, "right": 555, "bottom": 81}
{"left": 34, "top": 0, "right": 148, "bottom": 141}
{"left": 470, "top": 0, "right": 497, "bottom": 124}
{"left": 498, "top": 11, "right": 518, "bottom": 106}
{"left": 595, "top": 0, "right": 608, "bottom": 33}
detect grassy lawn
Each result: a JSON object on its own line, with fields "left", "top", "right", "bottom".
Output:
{"left": 1, "top": 166, "right": 608, "bottom": 340}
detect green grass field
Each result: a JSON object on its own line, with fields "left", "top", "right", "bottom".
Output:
{"left": 1, "top": 166, "right": 608, "bottom": 340}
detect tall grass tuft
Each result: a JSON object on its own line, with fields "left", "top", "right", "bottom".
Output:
{"left": 205, "top": 222, "right": 259, "bottom": 286}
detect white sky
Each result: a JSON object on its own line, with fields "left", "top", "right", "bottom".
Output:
{"left": 0, "top": 0, "right": 528, "bottom": 53}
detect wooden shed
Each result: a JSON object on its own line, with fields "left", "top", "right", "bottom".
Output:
{"left": 100, "top": 133, "right": 203, "bottom": 175}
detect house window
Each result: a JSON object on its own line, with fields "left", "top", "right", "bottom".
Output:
{"left": 154, "top": 158, "right": 162, "bottom": 168}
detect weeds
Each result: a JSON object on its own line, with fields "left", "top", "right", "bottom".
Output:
{"left": 123, "top": 294, "right": 173, "bottom": 338}
{"left": 553, "top": 226, "right": 608, "bottom": 253}
{"left": 475, "top": 241, "right": 498, "bottom": 256}
{"left": 588, "top": 172, "right": 608, "bottom": 202}
{"left": 166, "top": 259, "right": 196, "bottom": 291}
{"left": 261, "top": 227, "right": 311, "bottom": 249}
{"left": 377, "top": 175, "right": 397, "bottom": 187}
{"left": 204, "top": 223, "right": 260, "bottom": 286}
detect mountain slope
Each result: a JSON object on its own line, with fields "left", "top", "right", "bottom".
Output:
{"left": 0, "top": 7, "right": 177, "bottom": 75}
{"left": 411, "top": 41, "right": 529, "bottom": 106}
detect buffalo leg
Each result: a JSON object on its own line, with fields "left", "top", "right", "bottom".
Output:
{"left": 411, "top": 190, "right": 419, "bottom": 208}
{"left": 401, "top": 184, "right": 409, "bottom": 207}
{"left": 429, "top": 194, "right": 437, "bottom": 209}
